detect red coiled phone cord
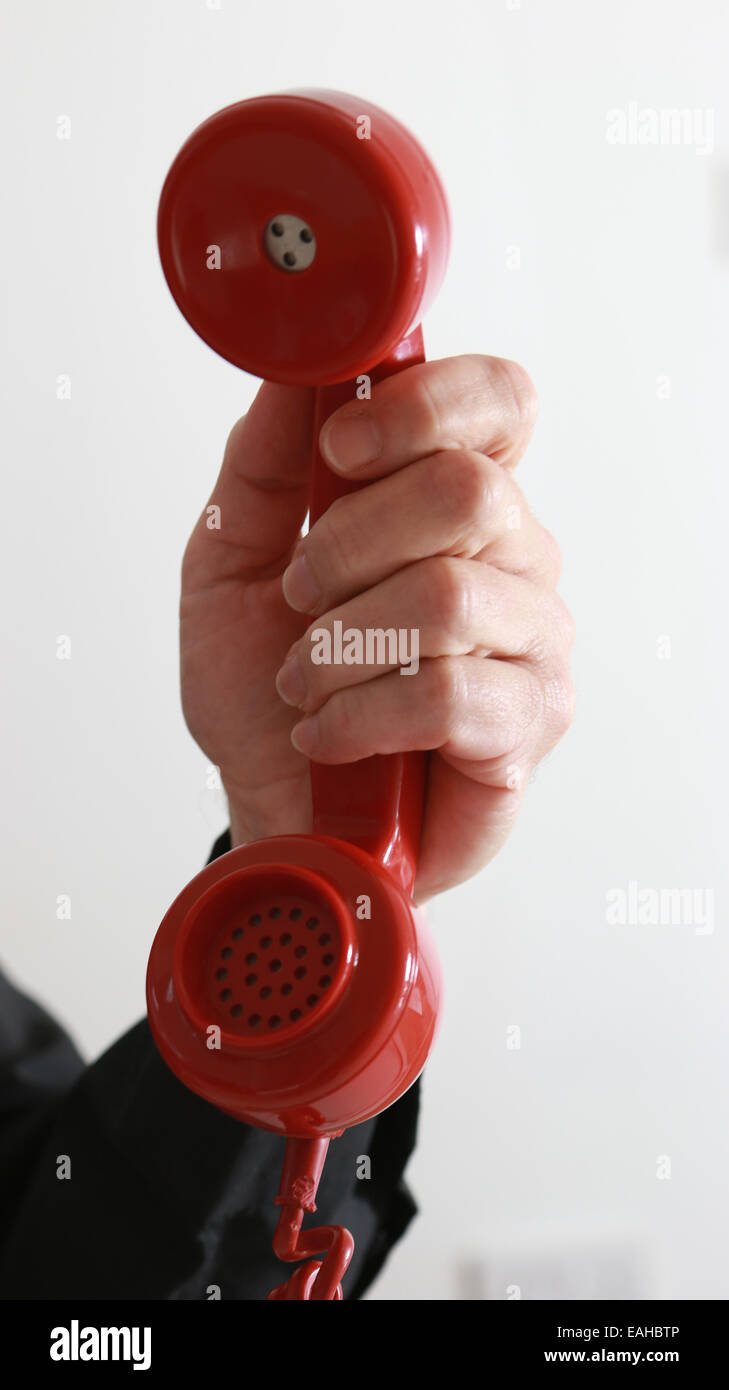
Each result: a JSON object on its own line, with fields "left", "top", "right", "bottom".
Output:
{"left": 266, "top": 1138, "right": 354, "bottom": 1300}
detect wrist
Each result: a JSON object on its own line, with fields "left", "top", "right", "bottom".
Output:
{"left": 226, "top": 783, "right": 311, "bottom": 849}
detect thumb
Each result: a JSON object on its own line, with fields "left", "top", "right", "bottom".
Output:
{"left": 196, "top": 381, "right": 315, "bottom": 579}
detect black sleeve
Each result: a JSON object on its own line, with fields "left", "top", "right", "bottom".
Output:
{"left": 0, "top": 830, "right": 421, "bottom": 1300}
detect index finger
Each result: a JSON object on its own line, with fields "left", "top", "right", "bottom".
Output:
{"left": 318, "top": 354, "right": 538, "bottom": 480}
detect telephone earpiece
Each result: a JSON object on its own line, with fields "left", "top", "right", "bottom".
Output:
{"left": 147, "top": 89, "right": 450, "bottom": 1300}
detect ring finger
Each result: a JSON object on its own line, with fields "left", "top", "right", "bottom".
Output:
{"left": 282, "top": 448, "right": 557, "bottom": 616}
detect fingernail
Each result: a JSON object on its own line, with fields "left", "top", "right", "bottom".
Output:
{"left": 320, "top": 414, "right": 381, "bottom": 472}
{"left": 291, "top": 715, "right": 319, "bottom": 754}
{"left": 282, "top": 552, "right": 320, "bottom": 612}
{"left": 275, "top": 650, "right": 306, "bottom": 707}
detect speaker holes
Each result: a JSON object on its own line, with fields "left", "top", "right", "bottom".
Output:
{"left": 210, "top": 892, "right": 342, "bottom": 1035}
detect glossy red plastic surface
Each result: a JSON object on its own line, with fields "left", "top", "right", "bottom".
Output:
{"left": 148, "top": 88, "right": 450, "bottom": 1297}
{"left": 266, "top": 1138, "right": 351, "bottom": 1300}
{"left": 309, "top": 325, "right": 427, "bottom": 895}
{"left": 147, "top": 833, "right": 441, "bottom": 1137}
{"left": 157, "top": 89, "right": 450, "bottom": 385}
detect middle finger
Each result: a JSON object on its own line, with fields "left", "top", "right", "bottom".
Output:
{"left": 276, "top": 556, "right": 570, "bottom": 714}
{"left": 282, "top": 449, "right": 556, "bottom": 615}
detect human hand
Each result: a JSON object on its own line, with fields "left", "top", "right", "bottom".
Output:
{"left": 180, "top": 355, "right": 574, "bottom": 903}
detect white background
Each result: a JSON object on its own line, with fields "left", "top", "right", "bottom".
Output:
{"left": 2, "top": 0, "right": 727, "bottom": 1300}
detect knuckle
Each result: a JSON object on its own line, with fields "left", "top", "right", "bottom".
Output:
{"left": 539, "top": 526, "right": 563, "bottom": 585}
{"left": 414, "top": 372, "right": 446, "bottom": 440}
{"left": 546, "top": 664, "right": 576, "bottom": 738}
{"left": 521, "top": 665, "right": 549, "bottom": 731}
{"left": 534, "top": 589, "right": 575, "bottom": 655}
{"left": 501, "top": 668, "right": 546, "bottom": 757}
{"left": 326, "top": 685, "right": 360, "bottom": 747}
{"left": 319, "top": 676, "right": 382, "bottom": 755}
{"left": 314, "top": 496, "right": 357, "bottom": 585}
{"left": 418, "top": 556, "right": 474, "bottom": 639}
{"left": 553, "top": 591, "right": 576, "bottom": 648}
{"left": 479, "top": 356, "right": 539, "bottom": 435}
{"left": 222, "top": 412, "right": 248, "bottom": 459}
{"left": 431, "top": 449, "right": 504, "bottom": 540}
{"left": 424, "top": 657, "right": 463, "bottom": 744}
{"left": 523, "top": 591, "right": 575, "bottom": 680}
{"left": 181, "top": 530, "right": 208, "bottom": 592}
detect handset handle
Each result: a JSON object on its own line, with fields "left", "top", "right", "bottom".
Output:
{"left": 308, "top": 326, "right": 426, "bottom": 899}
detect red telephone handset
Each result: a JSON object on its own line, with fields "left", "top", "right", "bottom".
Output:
{"left": 147, "top": 90, "right": 450, "bottom": 1300}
